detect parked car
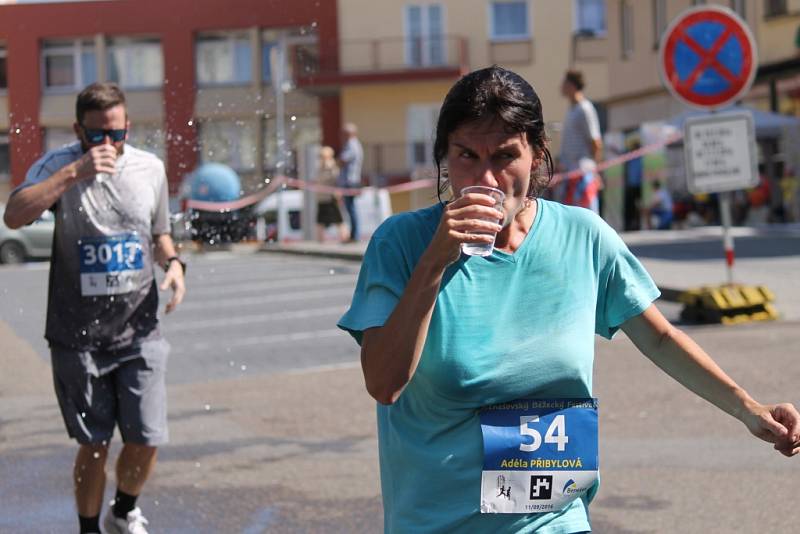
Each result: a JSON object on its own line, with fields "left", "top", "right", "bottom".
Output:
{"left": 0, "top": 202, "right": 55, "bottom": 264}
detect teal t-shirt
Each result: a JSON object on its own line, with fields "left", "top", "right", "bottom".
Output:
{"left": 338, "top": 199, "right": 660, "bottom": 533}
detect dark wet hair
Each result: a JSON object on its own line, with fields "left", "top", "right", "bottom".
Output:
{"left": 76, "top": 82, "right": 127, "bottom": 124}
{"left": 433, "top": 66, "right": 553, "bottom": 202}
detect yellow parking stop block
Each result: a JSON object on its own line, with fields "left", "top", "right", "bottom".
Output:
{"left": 676, "top": 284, "right": 779, "bottom": 325}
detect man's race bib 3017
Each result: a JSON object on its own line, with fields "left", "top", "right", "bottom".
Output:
{"left": 78, "top": 233, "right": 143, "bottom": 296}
{"left": 479, "top": 398, "right": 598, "bottom": 514}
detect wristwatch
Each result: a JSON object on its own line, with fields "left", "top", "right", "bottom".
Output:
{"left": 163, "top": 256, "right": 186, "bottom": 274}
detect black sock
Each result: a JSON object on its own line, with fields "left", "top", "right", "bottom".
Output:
{"left": 112, "top": 489, "right": 138, "bottom": 519}
{"left": 78, "top": 514, "right": 100, "bottom": 533}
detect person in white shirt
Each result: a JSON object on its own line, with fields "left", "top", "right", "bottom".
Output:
{"left": 558, "top": 70, "right": 603, "bottom": 206}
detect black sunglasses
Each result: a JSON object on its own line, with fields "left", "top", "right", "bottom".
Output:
{"left": 81, "top": 126, "right": 127, "bottom": 144}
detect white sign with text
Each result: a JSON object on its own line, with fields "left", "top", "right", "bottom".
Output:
{"left": 684, "top": 111, "right": 758, "bottom": 194}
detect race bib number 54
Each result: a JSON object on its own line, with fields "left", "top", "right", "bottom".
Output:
{"left": 78, "top": 234, "right": 143, "bottom": 296}
{"left": 479, "top": 398, "right": 598, "bottom": 514}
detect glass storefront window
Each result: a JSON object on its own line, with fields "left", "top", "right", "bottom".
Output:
{"left": 199, "top": 119, "right": 257, "bottom": 171}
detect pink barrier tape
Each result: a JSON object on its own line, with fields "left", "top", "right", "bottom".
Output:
{"left": 185, "top": 175, "right": 441, "bottom": 212}
{"left": 549, "top": 132, "right": 684, "bottom": 186}
{"left": 184, "top": 133, "right": 684, "bottom": 212}
{"left": 185, "top": 176, "right": 286, "bottom": 211}
{"left": 281, "top": 176, "right": 439, "bottom": 195}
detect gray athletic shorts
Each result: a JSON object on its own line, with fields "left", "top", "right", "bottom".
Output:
{"left": 50, "top": 337, "right": 170, "bottom": 446}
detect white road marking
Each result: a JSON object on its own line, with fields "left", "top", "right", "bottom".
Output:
{"left": 176, "top": 327, "right": 345, "bottom": 352}
{"left": 177, "top": 286, "right": 354, "bottom": 311}
{"left": 185, "top": 273, "right": 357, "bottom": 297}
{"left": 163, "top": 305, "right": 347, "bottom": 332}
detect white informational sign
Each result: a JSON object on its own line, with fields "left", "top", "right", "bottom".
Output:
{"left": 683, "top": 111, "right": 758, "bottom": 194}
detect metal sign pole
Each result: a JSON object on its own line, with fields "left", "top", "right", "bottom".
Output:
{"left": 718, "top": 191, "right": 735, "bottom": 285}
{"left": 274, "top": 33, "right": 287, "bottom": 241}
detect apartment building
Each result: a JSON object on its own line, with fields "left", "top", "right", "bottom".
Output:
{"left": 312, "top": 0, "right": 613, "bottom": 211}
{"left": 0, "top": 0, "right": 339, "bottom": 201}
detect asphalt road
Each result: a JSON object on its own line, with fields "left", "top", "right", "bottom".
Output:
{"left": 1, "top": 245, "right": 799, "bottom": 533}
{"left": 0, "top": 250, "right": 362, "bottom": 382}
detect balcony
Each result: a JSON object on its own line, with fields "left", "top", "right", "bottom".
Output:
{"left": 295, "top": 35, "right": 469, "bottom": 88}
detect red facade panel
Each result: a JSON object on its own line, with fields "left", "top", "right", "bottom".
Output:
{"left": 0, "top": 0, "right": 340, "bottom": 190}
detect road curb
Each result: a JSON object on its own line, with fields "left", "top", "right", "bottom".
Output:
{"left": 260, "top": 244, "right": 365, "bottom": 262}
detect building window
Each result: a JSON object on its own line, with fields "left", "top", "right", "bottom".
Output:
{"left": 0, "top": 47, "right": 7, "bottom": 90}
{"left": 262, "top": 41, "right": 277, "bottom": 83}
{"left": 127, "top": 124, "right": 165, "bottom": 161}
{"left": 765, "top": 0, "right": 787, "bottom": 17}
{"left": 730, "top": 0, "right": 746, "bottom": 18}
{"left": 405, "top": 4, "right": 446, "bottom": 66}
{"left": 42, "top": 40, "right": 96, "bottom": 90}
{"left": 199, "top": 119, "right": 257, "bottom": 171}
{"left": 196, "top": 33, "right": 252, "bottom": 86}
{"left": 0, "top": 133, "right": 9, "bottom": 184}
{"left": 621, "top": 1, "right": 634, "bottom": 58}
{"left": 489, "top": 0, "right": 530, "bottom": 41}
{"left": 652, "top": 0, "right": 667, "bottom": 49}
{"left": 407, "top": 104, "right": 439, "bottom": 168}
{"left": 574, "top": 0, "right": 606, "bottom": 36}
{"left": 107, "top": 38, "right": 163, "bottom": 89}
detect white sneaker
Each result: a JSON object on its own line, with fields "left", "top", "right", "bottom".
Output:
{"left": 103, "top": 507, "right": 149, "bottom": 534}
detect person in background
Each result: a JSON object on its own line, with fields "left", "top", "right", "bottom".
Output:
{"left": 624, "top": 139, "right": 643, "bottom": 231}
{"left": 315, "top": 146, "right": 346, "bottom": 242}
{"left": 2, "top": 83, "right": 185, "bottom": 534}
{"left": 557, "top": 70, "right": 603, "bottom": 208}
{"left": 646, "top": 179, "right": 674, "bottom": 230}
{"left": 337, "top": 123, "right": 364, "bottom": 243}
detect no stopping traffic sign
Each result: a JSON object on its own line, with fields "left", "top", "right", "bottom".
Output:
{"left": 658, "top": 6, "right": 757, "bottom": 110}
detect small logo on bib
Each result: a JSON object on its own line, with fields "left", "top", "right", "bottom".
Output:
{"left": 529, "top": 475, "right": 553, "bottom": 500}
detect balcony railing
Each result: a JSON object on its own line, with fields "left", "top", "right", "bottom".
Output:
{"left": 293, "top": 35, "right": 468, "bottom": 80}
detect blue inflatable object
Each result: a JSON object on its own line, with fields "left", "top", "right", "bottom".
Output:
{"left": 189, "top": 163, "right": 241, "bottom": 202}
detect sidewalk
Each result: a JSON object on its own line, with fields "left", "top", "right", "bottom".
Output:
{"left": 261, "top": 224, "right": 800, "bottom": 321}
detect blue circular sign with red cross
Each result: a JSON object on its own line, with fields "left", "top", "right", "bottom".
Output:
{"left": 659, "top": 6, "right": 757, "bottom": 109}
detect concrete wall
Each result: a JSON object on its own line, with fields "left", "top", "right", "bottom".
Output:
{"left": 341, "top": 81, "right": 450, "bottom": 144}
{"left": 757, "top": 9, "right": 800, "bottom": 64}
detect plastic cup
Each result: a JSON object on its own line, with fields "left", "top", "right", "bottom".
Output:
{"left": 459, "top": 186, "right": 505, "bottom": 257}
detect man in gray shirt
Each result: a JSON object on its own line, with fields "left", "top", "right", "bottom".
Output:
{"left": 558, "top": 70, "right": 603, "bottom": 206}
{"left": 3, "top": 83, "right": 185, "bottom": 534}
{"left": 337, "top": 122, "right": 364, "bottom": 242}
